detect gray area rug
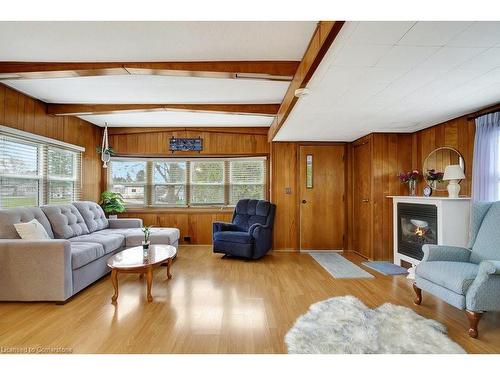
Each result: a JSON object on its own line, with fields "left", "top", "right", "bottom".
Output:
{"left": 285, "top": 295, "right": 465, "bottom": 354}
{"left": 309, "top": 252, "right": 374, "bottom": 279}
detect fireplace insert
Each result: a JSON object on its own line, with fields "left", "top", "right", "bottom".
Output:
{"left": 397, "top": 203, "right": 438, "bottom": 261}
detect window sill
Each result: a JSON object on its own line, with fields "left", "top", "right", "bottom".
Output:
{"left": 122, "top": 206, "right": 234, "bottom": 214}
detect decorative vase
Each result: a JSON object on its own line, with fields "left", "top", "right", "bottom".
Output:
{"left": 142, "top": 241, "right": 150, "bottom": 257}
{"left": 108, "top": 214, "right": 118, "bottom": 220}
{"left": 408, "top": 180, "right": 417, "bottom": 196}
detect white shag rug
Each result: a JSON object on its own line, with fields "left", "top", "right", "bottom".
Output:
{"left": 285, "top": 295, "right": 465, "bottom": 354}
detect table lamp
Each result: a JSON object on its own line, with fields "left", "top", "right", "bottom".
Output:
{"left": 443, "top": 164, "right": 465, "bottom": 198}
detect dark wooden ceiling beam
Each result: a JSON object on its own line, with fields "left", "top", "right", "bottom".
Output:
{"left": 267, "top": 21, "right": 345, "bottom": 141}
{"left": 46, "top": 103, "right": 280, "bottom": 116}
{"left": 0, "top": 61, "right": 299, "bottom": 81}
{"left": 467, "top": 102, "right": 500, "bottom": 120}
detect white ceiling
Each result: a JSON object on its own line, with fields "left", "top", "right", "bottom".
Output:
{"left": 80, "top": 111, "right": 274, "bottom": 127}
{"left": 275, "top": 21, "right": 500, "bottom": 141}
{"left": 0, "top": 21, "right": 316, "bottom": 128}
{"left": 3, "top": 75, "right": 289, "bottom": 104}
{"left": 0, "top": 21, "right": 316, "bottom": 61}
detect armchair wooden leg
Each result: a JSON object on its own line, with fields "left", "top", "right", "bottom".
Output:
{"left": 465, "top": 310, "right": 483, "bottom": 338}
{"left": 412, "top": 283, "right": 422, "bottom": 305}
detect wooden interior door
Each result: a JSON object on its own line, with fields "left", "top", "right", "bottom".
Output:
{"left": 352, "top": 140, "right": 372, "bottom": 258}
{"left": 299, "top": 145, "right": 345, "bottom": 250}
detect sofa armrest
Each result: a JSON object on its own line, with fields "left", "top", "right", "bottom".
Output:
{"left": 0, "top": 239, "right": 72, "bottom": 301}
{"left": 213, "top": 221, "right": 240, "bottom": 233}
{"left": 421, "top": 244, "right": 471, "bottom": 262}
{"left": 108, "top": 218, "right": 143, "bottom": 229}
{"left": 248, "top": 223, "right": 271, "bottom": 238}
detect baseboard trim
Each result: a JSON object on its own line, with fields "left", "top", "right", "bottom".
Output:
{"left": 302, "top": 250, "right": 344, "bottom": 254}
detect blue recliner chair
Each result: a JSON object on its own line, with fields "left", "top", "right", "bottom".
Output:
{"left": 413, "top": 201, "right": 500, "bottom": 338}
{"left": 213, "top": 199, "right": 276, "bottom": 259}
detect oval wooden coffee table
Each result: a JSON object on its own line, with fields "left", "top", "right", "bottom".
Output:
{"left": 107, "top": 245, "right": 177, "bottom": 303}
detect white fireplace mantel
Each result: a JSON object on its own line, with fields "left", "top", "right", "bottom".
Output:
{"left": 388, "top": 196, "right": 471, "bottom": 268}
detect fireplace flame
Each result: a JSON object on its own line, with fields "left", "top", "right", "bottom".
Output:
{"left": 415, "top": 227, "right": 425, "bottom": 237}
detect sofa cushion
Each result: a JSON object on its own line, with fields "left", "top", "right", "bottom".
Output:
{"left": 41, "top": 204, "right": 89, "bottom": 239}
{"left": 213, "top": 230, "right": 254, "bottom": 244}
{"left": 416, "top": 261, "right": 479, "bottom": 295}
{"left": 69, "top": 233, "right": 125, "bottom": 253}
{"left": 0, "top": 207, "right": 54, "bottom": 239}
{"left": 14, "top": 219, "right": 51, "bottom": 240}
{"left": 71, "top": 242, "right": 105, "bottom": 269}
{"left": 72, "top": 201, "right": 109, "bottom": 233}
{"left": 97, "top": 227, "right": 180, "bottom": 247}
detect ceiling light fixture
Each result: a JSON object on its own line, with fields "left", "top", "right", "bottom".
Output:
{"left": 294, "top": 88, "right": 310, "bottom": 98}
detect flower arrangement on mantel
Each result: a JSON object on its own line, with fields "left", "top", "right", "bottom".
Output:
{"left": 398, "top": 170, "right": 421, "bottom": 183}
{"left": 425, "top": 169, "right": 444, "bottom": 188}
{"left": 398, "top": 170, "right": 421, "bottom": 196}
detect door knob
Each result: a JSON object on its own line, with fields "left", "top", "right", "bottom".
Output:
{"left": 362, "top": 198, "right": 369, "bottom": 203}
{"left": 302, "top": 200, "right": 307, "bottom": 204}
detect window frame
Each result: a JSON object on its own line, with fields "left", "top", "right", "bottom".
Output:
{"left": 107, "top": 156, "right": 268, "bottom": 208}
{"left": 189, "top": 159, "right": 226, "bottom": 206}
{"left": 151, "top": 160, "right": 188, "bottom": 207}
{"left": 0, "top": 126, "right": 83, "bottom": 209}
{"left": 107, "top": 159, "right": 148, "bottom": 207}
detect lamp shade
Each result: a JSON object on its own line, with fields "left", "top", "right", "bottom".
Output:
{"left": 443, "top": 164, "right": 465, "bottom": 180}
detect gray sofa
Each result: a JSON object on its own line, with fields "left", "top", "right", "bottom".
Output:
{"left": 0, "top": 201, "right": 179, "bottom": 302}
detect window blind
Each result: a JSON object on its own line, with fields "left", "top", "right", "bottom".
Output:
{"left": 0, "top": 130, "right": 83, "bottom": 209}
{"left": 229, "top": 159, "right": 266, "bottom": 205}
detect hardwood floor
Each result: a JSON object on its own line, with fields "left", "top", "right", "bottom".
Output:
{"left": 0, "top": 246, "right": 499, "bottom": 353}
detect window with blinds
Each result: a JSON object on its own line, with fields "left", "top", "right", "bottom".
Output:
{"left": 108, "top": 160, "right": 147, "bottom": 206}
{"left": 107, "top": 157, "right": 267, "bottom": 207}
{"left": 190, "top": 160, "right": 225, "bottom": 205}
{"left": 0, "top": 131, "right": 82, "bottom": 209}
{"left": 229, "top": 159, "right": 265, "bottom": 205}
{"left": 153, "top": 161, "right": 187, "bottom": 205}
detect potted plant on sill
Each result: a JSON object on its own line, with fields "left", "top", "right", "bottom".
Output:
{"left": 99, "top": 191, "right": 126, "bottom": 219}
{"left": 398, "top": 170, "right": 421, "bottom": 196}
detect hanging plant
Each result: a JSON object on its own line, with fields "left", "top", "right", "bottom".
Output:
{"left": 98, "top": 124, "right": 113, "bottom": 168}
{"left": 96, "top": 146, "right": 116, "bottom": 156}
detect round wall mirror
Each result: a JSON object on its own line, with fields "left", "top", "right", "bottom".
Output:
{"left": 422, "top": 147, "right": 465, "bottom": 191}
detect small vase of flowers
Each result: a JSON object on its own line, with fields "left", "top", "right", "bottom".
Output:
{"left": 398, "top": 170, "right": 421, "bottom": 196}
{"left": 425, "top": 169, "right": 444, "bottom": 190}
{"left": 141, "top": 225, "right": 153, "bottom": 256}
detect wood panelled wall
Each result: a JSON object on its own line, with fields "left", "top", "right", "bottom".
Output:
{"left": 270, "top": 142, "right": 300, "bottom": 250}
{"left": 411, "top": 115, "right": 475, "bottom": 197}
{"left": 119, "top": 209, "right": 233, "bottom": 245}
{"left": 345, "top": 133, "right": 413, "bottom": 260}
{"left": 108, "top": 127, "right": 269, "bottom": 156}
{"left": 0, "top": 84, "right": 103, "bottom": 201}
{"left": 344, "top": 114, "right": 476, "bottom": 260}
{"left": 107, "top": 127, "right": 270, "bottom": 245}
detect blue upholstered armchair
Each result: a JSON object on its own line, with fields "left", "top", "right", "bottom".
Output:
{"left": 213, "top": 199, "right": 276, "bottom": 259}
{"left": 413, "top": 201, "right": 500, "bottom": 338}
